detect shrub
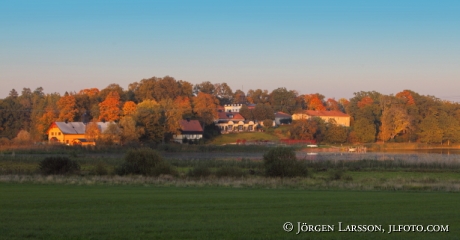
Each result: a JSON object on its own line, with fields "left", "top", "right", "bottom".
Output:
{"left": 215, "top": 166, "right": 246, "bottom": 178}
{"left": 93, "top": 162, "right": 108, "bottom": 175}
{"left": 187, "top": 166, "right": 211, "bottom": 178}
{"left": 263, "top": 146, "right": 307, "bottom": 178}
{"left": 116, "top": 148, "right": 175, "bottom": 176}
{"left": 0, "top": 137, "right": 10, "bottom": 146}
{"left": 39, "top": 157, "right": 80, "bottom": 175}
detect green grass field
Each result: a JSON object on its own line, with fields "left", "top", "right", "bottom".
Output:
{"left": 1, "top": 183, "right": 459, "bottom": 240}
{"left": 209, "top": 132, "right": 279, "bottom": 145}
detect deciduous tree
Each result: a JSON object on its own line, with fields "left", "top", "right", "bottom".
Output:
{"left": 57, "top": 92, "right": 78, "bottom": 122}
{"left": 99, "top": 91, "right": 121, "bottom": 122}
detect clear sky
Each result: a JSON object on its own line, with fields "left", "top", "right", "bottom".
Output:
{"left": 1, "top": 0, "right": 459, "bottom": 101}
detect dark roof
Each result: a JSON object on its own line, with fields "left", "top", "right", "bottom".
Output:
{"left": 303, "top": 110, "right": 349, "bottom": 117}
{"left": 217, "top": 112, "right": 245, "bottom": 120}
{"left": 47, "top": 122, "right": 111, "bottom": 134}
{"left": 275, "top": 112, "right": 292, "bottom": 118}
{"left": 179, "top": 120, "right": 203, "bottom": 133}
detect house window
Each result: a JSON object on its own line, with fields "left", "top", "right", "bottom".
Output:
{"left": 58, "top": 132, "right": 61, "bottom": 135}
{"left": 238, "top": 125, "right": 243, "bottom": 131}
{"left": 66, "top": 140, "right": 69, "bottom": 144}
{"left": 248, "top": 125, "right": 253, "bottom": 131}
{"left": 228, "top": 125, "right": 233, "bottom": 131}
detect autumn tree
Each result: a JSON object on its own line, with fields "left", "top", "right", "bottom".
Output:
{"left": 253, "top": 103, "right": 274, "bottom": 121}
{"left": 213, "top": 83, "right": 233, "bottom": 105}
{"left": 193, "top": 81, "right": 215, "bottom": 95}
{"left": 326, "top": 98, "right": 341, "bottom": 111}
{"left": 378, "top": 105, "right": 412, "bottom": 142}
{"left": 247, "top": 89, "right": 270, "bottom": 104}
{"left": 192, "top": 92, "right": 219, "bottom": 126}
{"left": 159, "top": 98, "right": 183, "bottom": 143}
{"left": 100, "top": 122, "right": 122, "bottom": 145}
{"left": 98, "top": 91, "right": 121, "bottom": 122}
{"left": 57, "top": 92, "right": 78, "bottom": 122}
{"left": 239, "top": 104, "right": 254, "bottom": 121}
{"left": 304, "top": 94, "right": 326, "bottom": 111}
{"left": 174, "top": 96, "right": 193, "bottom": 118}
{"left": 99, "top": 84, "right": 125, "bottom": 102}
{"left": 396, "top": 90, "right": 416, "bottom": 106}
{"left": 119, "top": 116, "right": 140, "bottom": 144}
{"left": 288, "top": 118, "right": 326, "bottom": 142}
{"left": 135, "top": 99, "right": 164, "bottom": 143}
{"left": 85, "top": 120, "right": 101, "bottom": 142}
{"left": 232, "top": 89, "right": 246, "bottom": 104}
{"left": 122, "top": 101, "right": 137, "bottom": 116}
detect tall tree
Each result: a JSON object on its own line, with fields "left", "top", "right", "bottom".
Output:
{"left": 192, "top": 92, "right": 219, "bottom": 126}
{"left": 378, "top": 105, "right": 412, "bottom": 142}
{"left": 247, "top": 89, "right": 270, "bottom": 104}
{"left": 122, "top": 101, "right": 137, "bottom": 117}
{"left": 193, "top": 81, "right": 215, "bottom": 95}
{"left": 174, "top": 96, "right": 193, "bottom": 118}
{"left": 324, "top": 119, "right": 348, "bottom": 143}
{"left": 304, "top": 94, "right": 326, "bottom": 111}
{"left": 98, "top": 91, "right": 121, "bottom": 122}
{"left": 417, "top": 114, "right": 443, "bottom": 143}
{"left": 352, "top": 118, "right": 377, "bottom": 143}
{"left": 213, "top": 83, "right": 233, "bottom": 105}
{"left": 57, "top": 92, "right": 78, "bottom": 121}
{"left": 270, "top": 88, "right": 297, "bottom": 113}
{"left": 253, "top": 103, "right": 274, "bottom": 121}
{"left": 135, "top": 99, "right": 164, "bottom": 143}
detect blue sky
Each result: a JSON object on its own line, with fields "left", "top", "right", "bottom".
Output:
{"left": 1, "top": 0, "right": 459, "bottom": 100}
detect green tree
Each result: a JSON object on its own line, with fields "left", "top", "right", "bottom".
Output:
{"left": 239, "top": 104, "right": 254, "bottom": 121}
{"left": 324, "top": 119, "right": 348, "bottom": 144}
{"left": 418, "top": 114, "right": 443, "bottom": 143}
{"left": 135, "top": 100, "right": 164, "bottom": 143}
{"left": 288, "top": 118, "right": 325, "bottom": 142}
{"left": 270, "top": 88, "right": 297, "bottom": 113}
{"left": 352, "top": 118, "right": 376, "bottom": 143}
{"left": 253, "top": 103, "right": 274, "bottom": 121}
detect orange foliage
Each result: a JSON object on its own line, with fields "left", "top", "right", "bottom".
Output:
{"left": 357, "top": 96, "right": 373, "bottom": 108}
{"left": 174, "top": 96, "right": 192, "bottom": 117}
{"left": 99, "top": 91, "right": 121, "bottom": 121}
{"left": 303, "top": 94, "right": 325, "bottom": 110}
{"left": 37, "top": 107, "right": 57, "bottom": 134}
{"left": 326, "top": 98, "right": 340, "bottom": 111}
{"left": 78, "top": 88, "right": 100, "bottom": 97}
{"left": 338, "top": 98, "right": 349, "bottom": 109}
{"left": 57, "top": 93, "right": 78, "bottom": 121}
{"left": 396, "top": 90, "right": 415, "bottom": 105}
{"left": 192, "top": 92, "right": 219, "bottom": 125}
{"left": 122, "top": 101, "right": 137, "bottom": 116}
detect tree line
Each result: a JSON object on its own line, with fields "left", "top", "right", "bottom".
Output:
{"left": 1, "top": 76, "right": 460, "bottom": 145}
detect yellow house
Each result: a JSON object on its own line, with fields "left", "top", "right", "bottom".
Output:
{"left": 292, "top": 110, "right": 350, "bottom": 127}
{"left": 46, "top": 122, "right": 110, "bottom": 146}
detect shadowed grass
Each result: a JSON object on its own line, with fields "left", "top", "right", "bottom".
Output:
{"left": 0, "top": 184, "right": 459, "bottom": 240}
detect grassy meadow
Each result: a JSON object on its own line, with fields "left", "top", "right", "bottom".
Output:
{"left": 1, "top": 184, "right": 459, "bottom": 240}
{"left": 2, "top": 144, "right": 460, "bottom": 239}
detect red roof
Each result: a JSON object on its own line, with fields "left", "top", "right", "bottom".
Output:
{"left": 179, "top": 120, "right": 203, "bottom": 133}
{"left": 304, "top": 110, "right": 349, "bottom": 117}
{"left": 217, "top": 112, "right": 245, "bottom": 120}
{"left": 275, "top": 111, "right": 291, "bottom": 118}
